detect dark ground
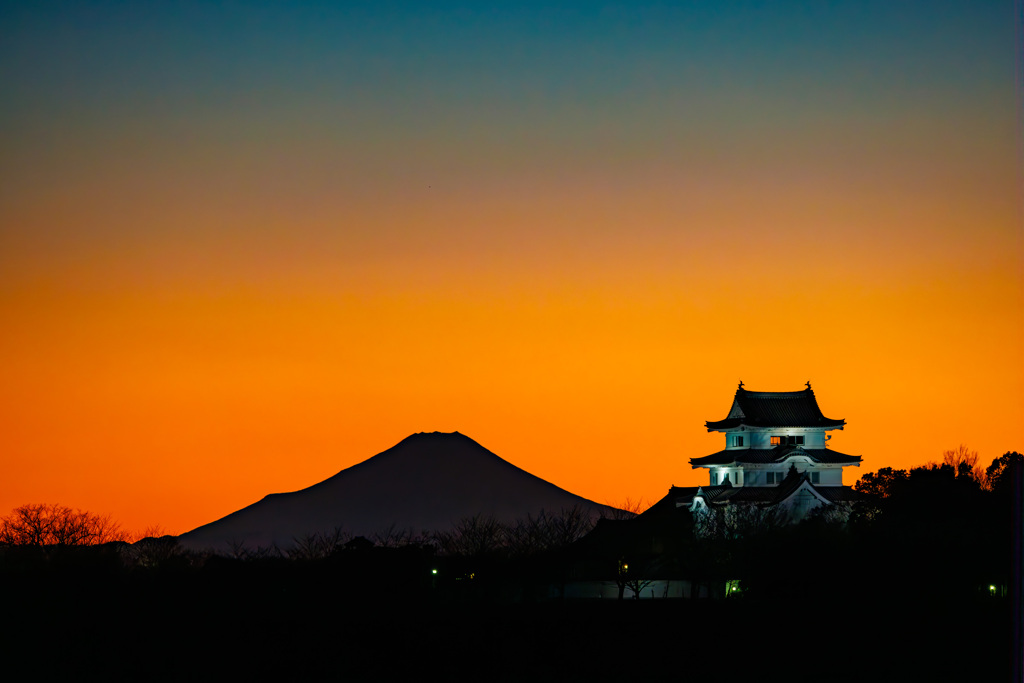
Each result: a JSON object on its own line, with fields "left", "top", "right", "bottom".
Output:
{"left": 1, "top": 558, "right": 1010, "bottom": 682}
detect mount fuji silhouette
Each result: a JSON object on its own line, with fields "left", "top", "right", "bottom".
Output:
{"left": 180, "top": 431, "right": 613, "bottom": 550}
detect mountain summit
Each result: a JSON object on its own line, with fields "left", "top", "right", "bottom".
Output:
{"left": 179, "top": 431, "right": 612, "bottom": 550}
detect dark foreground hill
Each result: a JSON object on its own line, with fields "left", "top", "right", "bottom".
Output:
{"left": 180, "top": 431, "right": 613, "bottom": 550}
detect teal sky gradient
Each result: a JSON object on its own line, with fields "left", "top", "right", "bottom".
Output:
{"left": 3, "top": 2, "right": 1016, "bottom": 258}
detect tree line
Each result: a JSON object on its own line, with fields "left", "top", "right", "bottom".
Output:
{"left": 3, "top": 447, "right": 1019, "bottom": 598}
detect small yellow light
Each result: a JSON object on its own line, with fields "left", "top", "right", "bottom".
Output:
{"left": 432, "top": 569, "right": 438, "bottom": 575}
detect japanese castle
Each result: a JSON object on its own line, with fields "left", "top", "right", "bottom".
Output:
{"left": 658, "top": 383, "right": 862, "bottom": 519}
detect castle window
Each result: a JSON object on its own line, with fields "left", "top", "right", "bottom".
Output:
{"left": 771, "top": 435, "right": 804, "bottom": 446}
{"left": 771, "top": 436, "right": 781, "bottom": 446}
{"left": 811, "top": 472, "right": 820, "bottom": 484}
{"left": 732, "top": 436, "right": 744, "bottom": 447}
{"left": 766, "top": 472, "right": 775, "bottom": 484}
{"left": 711, "top": 472, "right": 717, "bottom": 485}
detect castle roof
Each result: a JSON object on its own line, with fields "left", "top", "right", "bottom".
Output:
{"left": 692, "top": 474, "right": 862, "bottom": 508}
{"left": 705, "top": 385, "right": 845, "bottom": 431}
{"left": 647, "top": 476, "right": 862, "bottom": 511}
{"left": 689, "top": 445, "right": 862, "bottom": 468}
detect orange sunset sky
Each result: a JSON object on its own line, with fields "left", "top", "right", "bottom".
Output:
{"left": 2, "top": 2, "right": 1021, "bottom": 535}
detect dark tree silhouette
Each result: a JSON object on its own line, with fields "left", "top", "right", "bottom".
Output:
{"left": 372, "top": 524, "right": 420, "bottom": 548}
{"left": 986, "top": 451, "right": 1023, "bottom": 494}
{"left": 505, "top": 506, "right": 595, "bottom": 557}
{"left": 847, "top": 460, "right": 996, "bottom": 600}
{"left": 602, "top": 497, "right": 647, "bottom": 520}
{"left": 942, "top": 444, "right": 986, "bottom": 486}
{"left": 611, "top": 558, "right": 655, "bottom": 599}
{"left": 432, "top": 514, "right": 505, "bottom": 558}
{"left": 0, "top": 503, "right": 128, "bottom": 546}
{"left": 692, "top": 502, "right": 787, "bottom": 540}
{"left": 288, "top": 527, "right": 349, "bottom": 560}
{"left": 853, "top": 466, "right": 909, "bottom": 498}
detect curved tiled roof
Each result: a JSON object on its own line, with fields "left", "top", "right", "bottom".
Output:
{"left": 689, "top": 445, "right": 862, "bottom": 468}
{"left": 641, "top": 486, "right": 701, "bottom": 515}
{"left": 693, "top": 474, "right": 861, "bottom": 507}
{"left": 706, "top": 386, "right": 845, "bottom": 431}
{"left": 643, "top": 480, "right": 862, "bottom": 514}
{"left": 814, "top": 486, "right": 862, "bottom": 503}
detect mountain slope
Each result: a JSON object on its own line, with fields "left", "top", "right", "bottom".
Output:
{"left": 179, "top": 431, "right": 611, "bottom": 550}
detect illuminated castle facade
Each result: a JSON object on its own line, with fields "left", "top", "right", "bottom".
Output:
{"left": 568, "top": 383, "right": 863, "bottom": 597}
{"left": 654, "top": 383, "right": 862, "bottom": 520}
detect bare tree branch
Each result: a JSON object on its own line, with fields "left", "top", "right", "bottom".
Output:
{"left": 0, "top": 504, "right": 129, "bottom": 546}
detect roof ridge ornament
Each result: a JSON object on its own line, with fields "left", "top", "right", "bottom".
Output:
{"left": 806, "top": 381, "right": 811, "bottom": 389}
{"left": 738, "top": 380, "right": 744, "bottom": 389}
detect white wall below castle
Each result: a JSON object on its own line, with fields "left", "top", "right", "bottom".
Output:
{"left": 558, "top": 580, "right": 721, "bottom": 600}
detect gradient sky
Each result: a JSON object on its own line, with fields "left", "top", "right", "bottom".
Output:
{"left": 2, "top": 1, "right": 1021, "bottom": 535}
